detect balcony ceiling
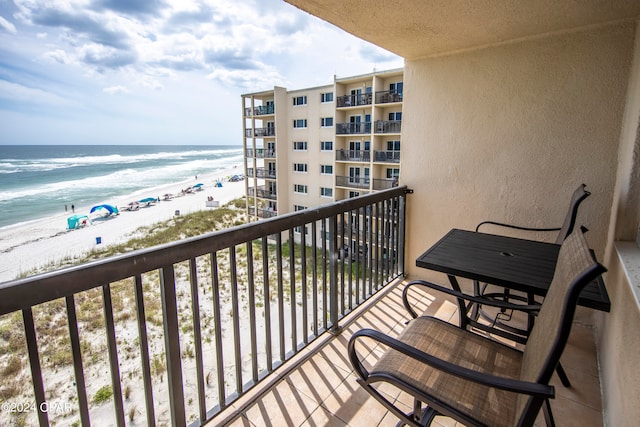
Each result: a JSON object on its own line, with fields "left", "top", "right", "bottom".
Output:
{"left": 284, "top": 0, "right": 640, "bottom": 60}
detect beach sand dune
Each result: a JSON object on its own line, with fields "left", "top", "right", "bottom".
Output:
{"left": 0, "top": 166, "right": 246, "bottom": 283}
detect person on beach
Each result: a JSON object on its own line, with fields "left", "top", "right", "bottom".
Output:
{"left": 71, "top": 204, "right": 75, "bottom": 212}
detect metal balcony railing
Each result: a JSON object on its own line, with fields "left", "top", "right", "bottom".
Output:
{"left": 336, "top": 149, "right": 371, "bottom": 162}
{"left": 244, "top": 105, "right": 275, "bottom": 116}
{"left": 335, "top": 175, "right": 371, "bottom": 189}
{"left": 335, "top": 122, "right": 372, "bottom": 135}
{"left": 336, "top": 93, "right": 372, "bottom": 108}
{"left": 245, "top": 148, "right": 276, "bottom": 159}
{"left": 373, "top": 150, "right": 401, "bottom": 163}
{"left": 245, "top": 128, "right": 275, "bottom": 138}
{"left": 375, "top": 90, "right": 403, "bottom": 104}
{"left": 374, "top": 120, "right": 402, "bottom": 134}
{"left": 373, "top": 178, "right": 399, "bottom": 190}
{"left": 248, "top": 207, "right": 278, "bottom": 218}
{"left": 0, "top": 187, "right": 409, "bottom": 427}
{"left": 247, "top": 186, "right": 277, "bottom": 200}
{"left": 246, "top": 167, "right": 276, "bottom": 179}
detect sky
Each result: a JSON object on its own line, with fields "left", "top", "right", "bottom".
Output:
{"left": 0, "top": 0, "right": 403, "bottom": 145}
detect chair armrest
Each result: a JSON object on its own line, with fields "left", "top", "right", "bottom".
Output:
{"left": 475, "top": 220, "right": 560, "bottom": 234}
{"left": 402, "top": 279, "right": 541, "bottom": 319}
{"left": 349, "top": 328, "right": 554, "bottom": 399}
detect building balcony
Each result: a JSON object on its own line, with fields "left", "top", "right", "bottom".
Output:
{"left": 336, "top": 93, "right": 373, "bottom": 108}
{"left": 335, "top": 175, "right": 371, "bottom": 189}
{"left": 374, "top": 120, "right": 402, "bottom": 134}
{"left": 373, "top": 177, "right": 398, "bottom": 190}
{"left": 248, "top": 206, "right": 278, "bottom": 218}
{"left": 244, "top": 105, "right": 275, "bottom": 117}
{"left": 247, "top": 185, "right": 277, "bottom": 200}
{"left": 375, "top": 89, "right": 403, "bottom": 104}
{"left": 245, "top": 127, "right": 275, "bottom": 138}
{"left": 336, "top": 122, "right": 372, "bottom": 135}
{"left": 245, "top": 148, "right": 276, "bottom": 159}
{"left": 0, "top": 187, "right": 409, "bottom": 427}
{"left": 336, "top": 149, "right": 370, "bottom": 162}
{"left": 373, "top": 150, "right": 401, "bottom": 163}
{"left": 246, "top": 167, "right": 276, "bottom": 179}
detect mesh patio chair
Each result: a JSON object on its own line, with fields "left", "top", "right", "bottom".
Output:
{"left": 472, "top": 183, "right": 591, "bottom": 338}
{"left": 475, "top": 183, "right": 590, "bottom": 245}
{"left": 348, "top": 227, "right": 605, "bottom": 426}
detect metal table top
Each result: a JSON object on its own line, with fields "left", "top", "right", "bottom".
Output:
{"left": 416, "top": 228, "right": 610, "bottom": 311}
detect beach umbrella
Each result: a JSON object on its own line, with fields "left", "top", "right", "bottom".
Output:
{"left": 193, "top": 183, "right": 204, "bottom": 187}
{"left": 90, "top": 204, "right": 118, "bottom": 216}
{"left": 139, "top": 197, "right": 157, "bottom": 204}
{"left": 67, "top": 215, "right": 89, "bottom": 229}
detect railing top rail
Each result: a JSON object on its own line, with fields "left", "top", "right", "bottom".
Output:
{"left": 0, "top": 186, "right": 410, "bottom": 315}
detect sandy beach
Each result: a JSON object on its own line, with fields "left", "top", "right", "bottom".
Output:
{"left": 0, "top": 165, "right": 246, "bottom": 283}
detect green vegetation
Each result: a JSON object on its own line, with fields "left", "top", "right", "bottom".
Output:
{"left": 93, "top": 385, "right": 113, "bottom": 404}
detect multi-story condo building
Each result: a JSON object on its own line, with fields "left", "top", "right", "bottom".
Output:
{"left": 242, "top": 68, "right": 403, "bottom": 220}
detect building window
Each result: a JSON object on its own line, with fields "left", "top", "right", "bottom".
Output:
{"left": 387, "top": 140, "right": 401, "bottom": 151}
{"left": 321, "top": 141, "right": 333, "bottom": 151}
{"left": 386, "top": 168, "right": 400, "bottom": 179}
{"left": 321, "top": 187, "right": 333, "bottom": 197}
{"left": 293, "top": 119, "right": 307, "bottom": 128}
{"left": 321, "top": 165, "right": 333, "bottom": 175}
{"left": 294, "top": 205, "right": 307, "bottom": 211}
{"left": 321, "top": 92, "right": 334, "bottom": 103}
{"left": 294, "top": 163, "right": 308, "bottom": 173}
{"left": 321, "top": 117, "right": 334, "bottom": 127}
{"left": 293, "top": 141, "right": 307, "bottom": 151}
{"left": 294, "top": 184, "right": 308, "bottom": 194}
{"left": 390, "top": 82, "right": 403, "bottom": 95}
{"left": 388, "top": 112, "right": 402, "bottom": 121}
{"left": 293, "top": 95, "right": 307, "bottom": 106}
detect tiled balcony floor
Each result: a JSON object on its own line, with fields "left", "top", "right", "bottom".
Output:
{"left": 214, "top": 280, "right": 604, "bottom": 427}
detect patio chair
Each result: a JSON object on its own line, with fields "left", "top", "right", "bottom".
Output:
{"left": 475, "top": 183, "right": 590, "bottom": 244}
{"left": 473, "top": 183, "right": 591, "bottom": 335}
{"left": 348, "top": 227, "right": 605, "bottom": 426}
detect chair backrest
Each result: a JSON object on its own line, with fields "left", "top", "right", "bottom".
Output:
{"left": 515, "top": 226, "right": 605, "bottom": 424}
{"left": 554, "top": 184, "right": 590, "bottom": 244}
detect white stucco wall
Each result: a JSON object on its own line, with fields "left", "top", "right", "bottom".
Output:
{"left": 401, "top": 23, "right": 636, "bottom": 282}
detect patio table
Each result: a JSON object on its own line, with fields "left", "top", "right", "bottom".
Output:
{"left": 416, "top": 228, "right": 610, "bottom": 312}
{"left": 415, "top": 228, "right": 610, "bottom": 387}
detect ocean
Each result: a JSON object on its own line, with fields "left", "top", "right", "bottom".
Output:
{"left": 0, "top": 145, "right": 244, "bottom": 229}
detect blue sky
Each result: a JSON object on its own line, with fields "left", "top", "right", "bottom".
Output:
{"left": 0, "top": 0, "right": 402, "bottom": 145}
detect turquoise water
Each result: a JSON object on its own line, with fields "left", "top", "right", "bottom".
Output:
{"left": 0, "top": 145, "right": 243, "bottom": 228}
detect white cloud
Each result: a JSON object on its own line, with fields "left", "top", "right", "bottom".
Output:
{"left": 103, "top": 85, "right": 129, "bottom": 94}
{"left": 0, "top": 16, "right": 17, "bottom": 34}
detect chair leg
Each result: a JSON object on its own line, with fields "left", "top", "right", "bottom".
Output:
{"left": 555, "top": 362, "right": 572, "bottom": 388}
{"left": 543, "top": 399, "right": 556, "bottom": 427}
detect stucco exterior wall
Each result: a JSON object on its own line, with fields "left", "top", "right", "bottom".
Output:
{"left": 401, "top": 23, "right": 635, "bottom": 283}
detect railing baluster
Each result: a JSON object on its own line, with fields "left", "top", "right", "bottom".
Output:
{"left": 367, "top": 205, "right": 374, "bottom": 296}
{"left": 347, "top": 210, "right": 353, "bottom": 311}
{"left": 22, "top": 307, "right": 48, "bottom": 427}
{"left": 355, "top": 207, "right": 361, "bottom": 306}
{"left": 339, "top": 212, "right": 345, "bottom": 315}
{"left": 65, "top": 295, "right": 90, "bottom": 426}
{"left": 246, "top": 241, "right": 258, "bottom": 383}
{"left": 261, "top": 237, "right": 272, "bottom": 371}
{"left": 322, "top": 219, "right": 328, "bottom": 331}
{"left": 329, "top": 215, "right": 339, "bottom": 332}
{"left": 210, "top": 252, "right": 225, "bottom": 408}
{"left": 102, "top": 284, "right": 125, "bottom": 427}
{"left": 276, "top": 233, "right": 285, "bottom": 361}
{"left": 374, "top": 202, "right": 381, "bottom": 291}
{"left": 311, "top": 221, "right": 318, "bottom": 337}
{"left": 300, "top": 226, "right": 308, "bottom": 344}
{"left": 229, "top": 247, "right": 243, "bottom": 393}
{"left": 133, "top": 274, "right": 156, "bottom": 427}
{"left": 399, "top": 192, "right": 407, "bottom": 276}
{"left": 288, "top": 229, "right": 297, "bottom": 353}
{"left": 188, "top": 258, "right": 207, "bottom": 422}
{"left": 158, "top": 266, "right": 186, "bottom": 427}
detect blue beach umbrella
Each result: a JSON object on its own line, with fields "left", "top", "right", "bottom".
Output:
{"left": 139, "top": 197, "right": 157, "bottom": 204}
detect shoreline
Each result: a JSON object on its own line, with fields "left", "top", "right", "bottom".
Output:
{"left": 0, "top": 164, "right": 246, "bottom": 283}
